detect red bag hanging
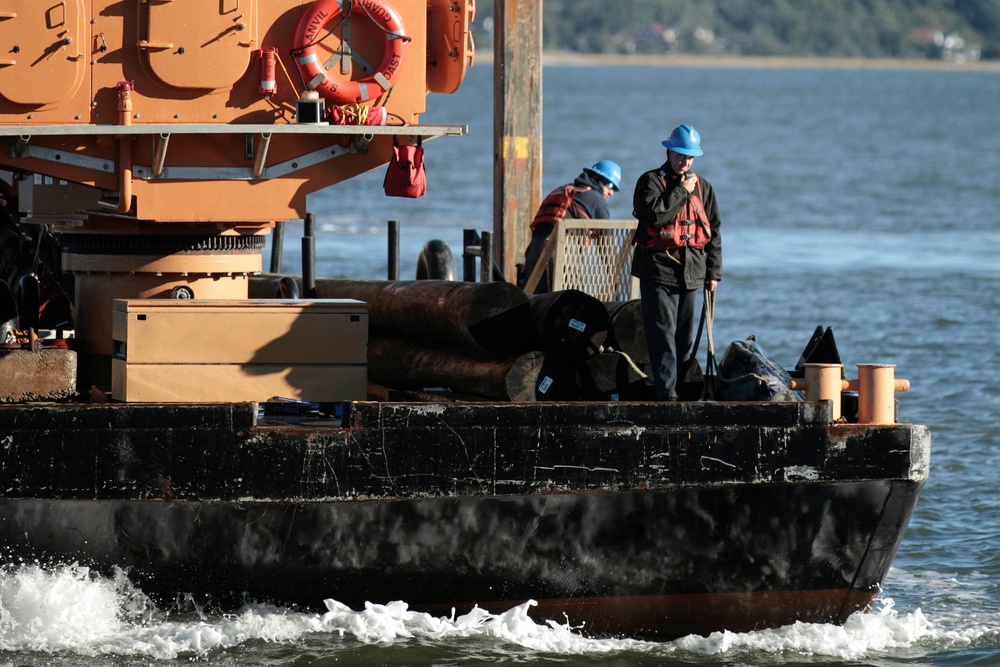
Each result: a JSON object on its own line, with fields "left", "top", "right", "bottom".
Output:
{"left": 383, "top": 136, "right": 427, "bottom": 198}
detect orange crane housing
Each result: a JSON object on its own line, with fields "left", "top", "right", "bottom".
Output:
{"left": 0, "top": 0, "right": 473, "bottom": 384}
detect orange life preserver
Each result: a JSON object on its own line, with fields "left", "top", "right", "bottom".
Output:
{"left": 530, "top": 185, "right": 592, "bottom": 230}
{"left": 638, "top": 173, "right": 712, "bottom": 251}
{"left": 292, "top": 0, "right": 409, "bottom": 105}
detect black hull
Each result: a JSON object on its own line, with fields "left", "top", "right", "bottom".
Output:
{"left": 0, "top": 401, "right": 929, "bottom": 640}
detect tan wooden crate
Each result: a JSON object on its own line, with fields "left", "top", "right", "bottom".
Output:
{"left": 112, "top": 359, "right": 368, "bottom": 403}
{"left": 111, "top": 299, "right": 368, "bottom": 403}
{"left": 112, "top": 299, "right": 367, "bottom": 364}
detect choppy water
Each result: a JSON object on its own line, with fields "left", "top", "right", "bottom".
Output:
{"left": 3, "top": 63, "right": 999, "bottom": 665}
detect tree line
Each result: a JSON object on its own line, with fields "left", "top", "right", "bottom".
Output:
{"left": 472, "top": 0, "right": 999, "bottom": 61}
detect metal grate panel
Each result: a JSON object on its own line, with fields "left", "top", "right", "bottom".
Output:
{"left": 551, "top": 219, "right": 639, "bottom": 301}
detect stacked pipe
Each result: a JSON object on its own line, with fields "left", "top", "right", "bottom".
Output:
{"left": 249, "top": 277, "right": 655, "bottom": 402}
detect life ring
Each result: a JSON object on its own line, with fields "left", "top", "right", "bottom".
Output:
{"left": 292, "top": 0, "right": 409, "bottom": 105}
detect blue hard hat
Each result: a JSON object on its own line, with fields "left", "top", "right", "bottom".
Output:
{"left": 661, "top": 125, "right": 704, "bottom": 157}
{"left": 584, "top": 159, "right": 622, "bottom": 191}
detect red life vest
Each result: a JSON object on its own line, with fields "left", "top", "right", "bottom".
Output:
{"left": 530, "top": 185, "right": 592, "bottom": 229}
{"left": 639, "top": 172, "right": 712, "bottom": 251}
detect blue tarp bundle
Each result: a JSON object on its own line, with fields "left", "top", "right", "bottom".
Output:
{"left": 714, "top": 337, "right": 804, "bottom": 402}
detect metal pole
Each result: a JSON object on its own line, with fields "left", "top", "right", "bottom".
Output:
{"left": 480, "top": 231, "right": 493, "bottom": 284}
{"left": 270, "top": 221, "right": 285, "bottom": 274}
{"left": 462, "top": 229, "right": 477, "bottom": 282}
{"left": 387, "top": 220, "right": 400, "bottom": 280}
{"left": 253, "top": 132, "right": 272, "bottom": 179}
{"left": 302, "top": 212, "right": 316, "bottom": 298}
{"left": 152, "top": 133, "right": 170, "bottom": 177}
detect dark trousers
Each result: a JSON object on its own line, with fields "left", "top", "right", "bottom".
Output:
{"left": 639, "top": 281, "right": 698, "bottom": 400}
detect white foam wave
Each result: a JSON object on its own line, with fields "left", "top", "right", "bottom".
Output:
{"left": 0, "top": 563, "right": 150, "bottom": 654}
{"left": 674, "top": 599, "right": 927, "bottom": 660}
{"left": 0, "top": 565, "right": 996, "bottom": 662}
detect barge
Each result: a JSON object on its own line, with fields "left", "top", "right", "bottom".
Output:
{"left": 0, "top": 399, "right": 928, "bottom": 640}
{"left": 0, "top": 0, "right": 927, "bottom": 641}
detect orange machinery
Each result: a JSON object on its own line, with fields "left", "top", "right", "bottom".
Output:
{"left": 0, "top": 0, "right": 474, "bottom": 386}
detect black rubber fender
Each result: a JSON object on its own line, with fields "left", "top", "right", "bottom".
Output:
{"left": 416, "top": 239, "right": 457, "bottom": 281}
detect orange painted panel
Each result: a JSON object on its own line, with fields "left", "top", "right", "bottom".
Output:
{"left": 426, "top": 0, "right": 474, "bottom": 94}
{"left": 129, "top": 178, "right": 300, "bottom": 223}
{"left": 141, "top": 0, "right": 257, "bottom": 90}
{"left": 0, "top": 0, "right": 87, "bottom": 106}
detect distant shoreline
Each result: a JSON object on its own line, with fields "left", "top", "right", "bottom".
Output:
{"left": 530, "top": 51, "right": 1000, "bottom": 72}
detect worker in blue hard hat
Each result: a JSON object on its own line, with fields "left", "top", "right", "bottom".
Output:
{"left": 631, "top": 124, "right": 723, "bottom": 401}
{"left": 520, "top": 159, "right": 622, "bottom": 293}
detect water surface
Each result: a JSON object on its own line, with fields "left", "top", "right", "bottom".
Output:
{"left": 2, "top": 63, "right": 999, "bottom": 666}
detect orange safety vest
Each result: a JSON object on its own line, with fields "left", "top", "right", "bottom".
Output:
{"left": 530, "top": 185, "right": 592, "bottom": 229}
{"left": 639, "top": 172, "right": 711, "bottom": 251}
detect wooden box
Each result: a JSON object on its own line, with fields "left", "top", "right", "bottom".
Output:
{"left": 111, "top": 299, "right": 368, "bottom": 403}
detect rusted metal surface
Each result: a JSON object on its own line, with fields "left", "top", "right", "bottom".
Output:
{"left": 0, "top": 349, "right": 77, "bottom": 403}
{"left": 250, "top": 276, "right": 531, "bottom": 355}
{"left": 368, "top": 337, "right": 577, "bottom": 401}
{"left": 451, "top": 588, "right": 882, "bottom": 640}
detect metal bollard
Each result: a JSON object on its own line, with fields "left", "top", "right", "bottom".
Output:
{"left": 803, "top": 363, "right": 844, "bottom": 421}
{"left": 387, "top": 219, "right": 399, "bottom": 280}
{"left": 480, "top": 231, "right": 493, "bottom": 284}
{"left": 789, "top": 363, "right": 910, "bottom": 424}
{"left": 270, "top": 220, "right": 284, "bottom": 274}
{"left": 856, "top": 364, "right": 901, "bottom": 424}
{"left": 302, "top": 212, "right": 316, "bottom": 298}
{"left": 462, "top": 229, "right": 477, "bottom": 282}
